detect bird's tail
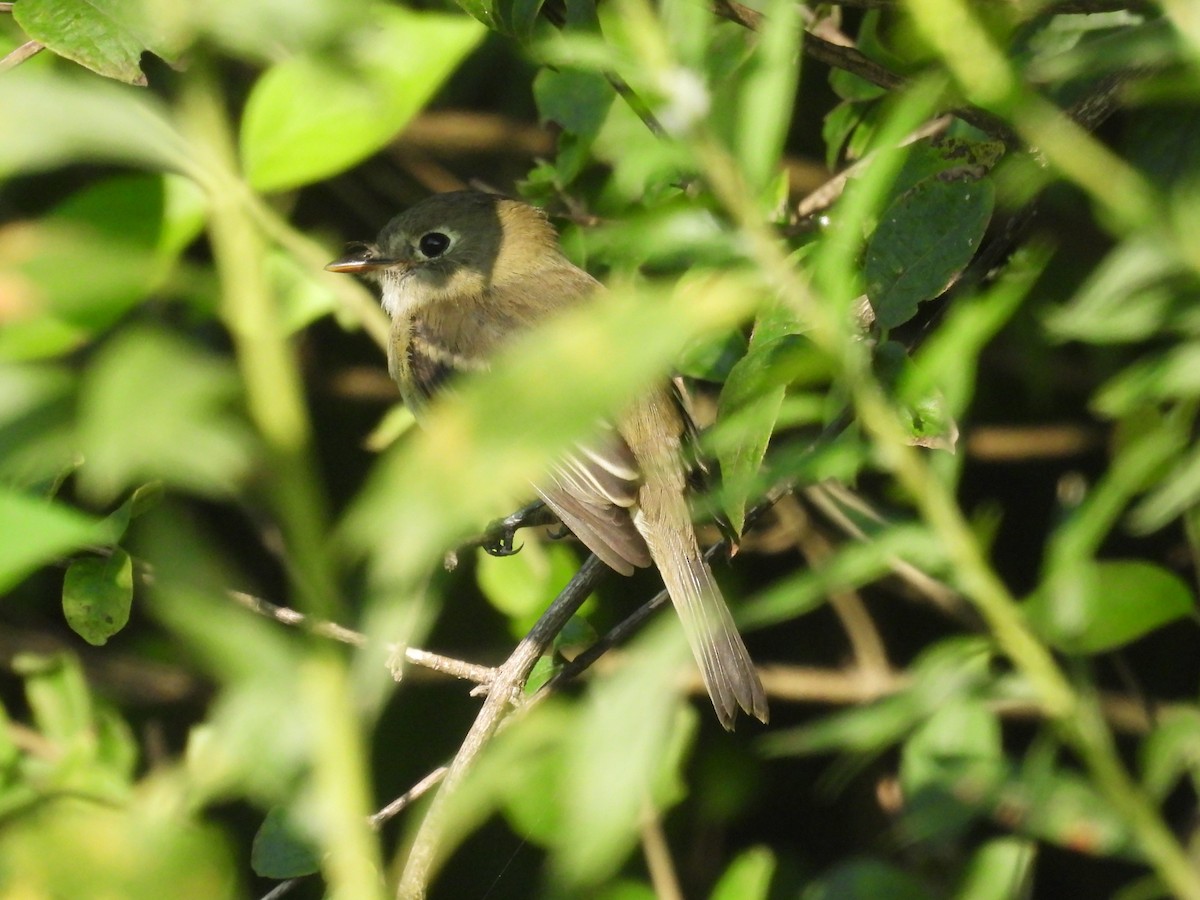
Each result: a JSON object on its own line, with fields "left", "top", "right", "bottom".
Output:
{"left": 635, "top": 492, "right": 768, "bottom": 729}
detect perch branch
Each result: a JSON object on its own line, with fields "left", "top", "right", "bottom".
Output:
{"left": 395, "top": 554, "right": 609, "bottom": 898}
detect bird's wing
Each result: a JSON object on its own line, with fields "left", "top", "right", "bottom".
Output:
{"left": 537, "top": 426, "right": 653, "bottom": 575}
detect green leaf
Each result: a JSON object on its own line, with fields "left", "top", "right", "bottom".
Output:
{"left": 1131, "top": 441, "right": 1200, "bottom": 533}
{"left": 864, "top": 175, "right": 995, "bottom": 329}
{"left": 13, "top": 0, "right": 183, "bottom": 85}
{"left": 453, "top": 0, "right": 505, "bottom": 31}
{"left": 677, "top": 329, "right": 748, "bottom": 382}
{"left": 195, "top": 0, "right": 366, "bottom": 62}
{"left": 269, "top": 249, "right": 338, "bottom": 335}
{"left": 583, "top": 205, "right": 739, "bottom": 269}
{"left": 1094, "top": 342, "right": 1200, "bottom": 416}
{"left": 12, "top": 653, "right": 94, "bottom": 747}
{"left": 4, "top": 219, "right": 158, "bottom": 332}
{"left": 594, "top": 882, "right": 657, "bottom": 900}
{"left": 0, "top": 798, "right": 233, "bottom": 897}
{"left": 715, "top": 304, "right": 819, "bottom": 534}
{"left": 508, "top": 0, "right": 549, "bottom": 40}
{"left": 4, "top": 176, "right": 175, "bottom": 341}
{"left": 0, "top": 362, "right": 78, "bottom": 488}
{"left": 591, "top": 99, "right": 695, "bottom": 201}
{"left": 733, "top": 0, "right": 802, "bottom": 192}
{"left": 101, "top": 481, "right": 165, "bottom": 543}
{"left": 0, "top": 489, "right": 111, "bottom": 594}
{"left": 93, "top": 705, "right": 138, "bottom": 782}
{"left": 897, "top": 699, "right": 1004, "bottom": 843}
{"left": 714, "top": 347, "right": 788, "bottom": 536}
{"left": 764, "top": 638, "right": 990, "bottom": 756}
{"left": 0, "top": 174, "right": 203, "bottom": 362}
{"left": 1139, "top": 709, "right": 1200, "bottom": 801}
{"left": 76, "top": 326, "right": 256, "bottom": 503}
{"left": 955, "top": 838, "right": 1035, "bottom": 900}
{"left": 534, "top": 67, "right": 615, "bottom": 137}
{"left": 989, "top": 766, "right": 1135, "bottom": 856}
{"left": 554, "top": 621, "right": 695, "bottom": 888}
{"left": 822, "top": 101, "right": 868, "bottom": 170}
{"left": 804, "top": 858, "right": 930, "bottom": 900}
{"left": 476, "top": 538, "right": 583, "bottom": 634}
{"left": 150, "top": 570, "right": 314, "bottom": 803}
{"left": 0, "top": 70, "right": 192, "bottom": 177}
{"left": 830, "top": 67, "right": 888, "bottom": 102}
{"left": 902, "top": 245, "right": 1044, "bottom": 418}
{"left": 1026, "top": 560, "right": 1193, "bottom": 654}
{"left": 710, "top": 846, "right": 776, "bottom": 900}
{"left": 251, "top": 806, "right": 321, "bottom": 879}
{"left": 62, "top": 550, "right": 134, "bottom": 647}
{"left": 875, "top": 341, "right": 959, "bottom": 452}
{"left": 435, "top": 702, "right": 571, "bottom": 861}
{"left": 900, "top": 700, "right": 1002, "bottom": 797}
{"left": 495, "top": 711, "right": 570, "bottom": 845}
{"left": 241, "top": 7, "right": 485, "bottom": 192}
{"left": 888, "top": 136, "right": 1005, "bottom": 205}
{"left": 524, "top": 654, "right": 560, "bottom": 694}
{"left": 1045, "top": 238, "right": 1197, "bottom": 344}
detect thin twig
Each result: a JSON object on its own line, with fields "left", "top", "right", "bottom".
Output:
{"left": 370, "top": 767, "right": 449, "bottom": 828}
{"left": 801, "top": 483, "right": 975, "bottom": 624}
{"left": 803, "top": 31, "right": 906, "bottom": 93}
{"left": 0, "top": 40, "right": 44, "bottom": 71}
{"left": 758, "top": 663, "right": 1168, "bottom": 734}
{"left": 795, "top": 116, "right": 954, "bottom": 220}
{"left": 259, "top": 767, "right": 449, "bottom": 900}
{"left": 640, "top": 803, "right": 685, "bottom": 900}
{"left": 228, "top": 589, "right": 495, "bottom": 685}
{"left": 774, "top": 495, "right": 893, "bottom": 683}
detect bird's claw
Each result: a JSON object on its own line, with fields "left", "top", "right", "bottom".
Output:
{"left": 483, "top": 516, "right": 524, "bottom": 557}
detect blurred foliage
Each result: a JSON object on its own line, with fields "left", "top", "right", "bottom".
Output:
{"left": 2, "top": 0, "right": 1200, "bottom": 898}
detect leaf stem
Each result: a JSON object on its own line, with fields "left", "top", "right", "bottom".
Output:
{"left": 178, "top": 64, "right": 384, "bottom": 900}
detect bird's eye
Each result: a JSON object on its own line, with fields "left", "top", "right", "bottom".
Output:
{"left": 418, "top": 232, "right": 452, "bottom": 259}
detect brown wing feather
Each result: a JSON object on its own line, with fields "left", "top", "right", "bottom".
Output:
{"left": 538, "top": 428, "right": 653, "bottom": 574}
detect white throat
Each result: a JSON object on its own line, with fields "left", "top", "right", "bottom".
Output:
{"left": 379, "top": 272, "right": 421, "bottom": 320}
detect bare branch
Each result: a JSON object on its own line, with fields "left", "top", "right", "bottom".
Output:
{"left": 803, "top": 31, "right": 906, "bottom": 93}
{"left": 773, "top": 495, "right": 893, "bottom": 682}
{"left": 370, "top": 767, "right": 449, "bottom": 828}
{"left": 228, "top": 589, "right": 495, "bottom": 685}
{"left": 395, "top": 554, "right": 609, "bottom": 898}
{"left": 640, "top": 804, "right": 685, "bottom": 900}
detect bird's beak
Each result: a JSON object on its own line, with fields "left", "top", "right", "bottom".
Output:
{"left": 325, "top": 243, "right": 399, "bottom": 274}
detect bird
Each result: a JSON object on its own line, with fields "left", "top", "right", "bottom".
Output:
{"left": 326, "top": 189, "right": 768, "bottom": 729}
